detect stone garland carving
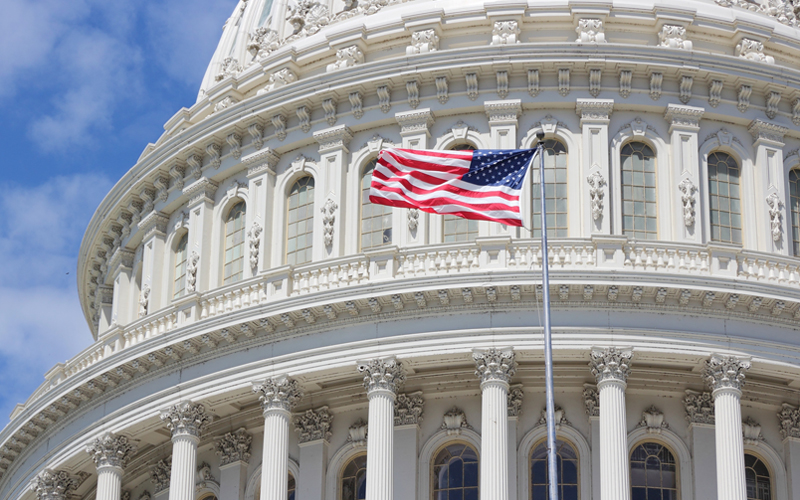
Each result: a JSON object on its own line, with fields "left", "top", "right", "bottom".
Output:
{"left": 538, "top": 405, "right": 569, "bottom": 427}
{"left": 253, "top": 376, "right": 303, "bottom": 412}
{"left": 295, "top": 406, "right": 334, "bottom": 443}
{"left": 326, "top": 45, "right": 364, "bottom": 72}
{"left": 473, "top": 348, "right": 517, "bottom": 384}
{"left": 576, "top": 19, "right": 606, "bottom": 43}
{"left": 248, "top": 222, "right": 262, "bottom": 270}
{"left": 138, "top": 284, "right": 150, "bottom": 318}
{"left": 589, "top": 347, "right": 633, "bottom": 384}
{"left": 320, "top": 199, "right": 338, "bottom": 248}
{"left": 586, "top": 171, "right": 607, "bottom": 220}
{"left": 659, "top": 25, "right": 692, "bottom": 50}
{"left": 31, "top": 470, "right": 82, "bottom": 500}
{"left": 583, "top": 385, "right": 599, "bottom": 417}
{"left": 407, "top": 29, "right": 439, "bottom": 55}
{"left": 161, "top": 402, "right": 213, "bottom": 438}
{"left": 507, "top": 385, "right": 524, "bottom": 417}
{"left": 777, "top": 403, "right": 800, "bottom": 439}
{"left": 85, "top": 432, "right": 138, "bottom": 469}
{"left": 346, "top": 419, "right": 367, "bottom": 447}
{"left": 394, "top": 392, "right": 424, "bottom": 425}
{"left": 358, "top": 357, "right": 405, "bottom": 394}
{"left": 736, "top": 38, "right": 775, "bottom": 64}
{"left": 766, "top": 192, "right": 784, "bottom": 242}
{"left": 441, "top": 407, "right": 471, "bottom": 436}
{"left": 684, "top": 390, "right": 715, "bottom": 424}
{"left": 743, "top": 417, "right": 764, "bottom": 445}
{"left": 637, "top": 406, "right": 669, "bottom": 434}
{"left": 215, "top": 428, "right": 252, "bottom": 466}
{"left": 150, "top": 458, "right": 172, "bottom": 493}
{"left": 678, "top": 179, "right": 697, "bottom": 226}
{"left": 491, "top": 21, "right": 520, "bottom": 45}
{"left": 702, "top": 354, "right": 750, "bottom": 392}
{"left": 716, "top": 0, "right": 799, "bottom": 28}
{"left": 186, "top": 251, "right": 199, "bottom": 293}
{"left": 215, "top": 57, "right": 242, "bottom": 82}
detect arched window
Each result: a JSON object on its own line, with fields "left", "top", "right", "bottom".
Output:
{"left": 341, "top": 453, "right": 367, "bottom": 500}
{"left": 173, "top": 233, "right": 188, "bottom": 299}
{"left": 630, "top": 442, "right": 677, "bottom": 500}
{"left": 745, "top": 453, "right": 771, "bottom": 500}
{"left": 223, "top": 202, "right": 246, "bottom": 285}
{"left": 444, "top": 144, "right": 479, "bottom": 243}
{"left": 288, "top": 472, "right": 296, "bottom": 500}
{"left": 286, "top": 177, "right": 315, "bottom": 266}
{"left": 708, "top": 152, "right": 742, "bottom": 244}
{"left": 621, "top": 142, "right": 657, "bottom": 240}
{"left": 532, "top": 139, "right": 568, "bottom": 238}
{"left": 530, "top": 439, "right": 578, "bottom": 500}
{"left": 789, "top": 169, "right": 800, "bottom": 255}
{"left": 361, "top": 158, "right": 392, "bottom": 250}
{"left": 432, "top": 442, "right": 479, "bottom": 500}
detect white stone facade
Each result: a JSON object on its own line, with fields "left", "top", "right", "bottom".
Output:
{"left": 6, "top": 1, "right": 800, "bottom": 500}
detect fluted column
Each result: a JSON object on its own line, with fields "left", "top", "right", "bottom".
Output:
{"left": 253, "top": 376, "right": 303, "bottom": 500}
{"left": 161, "top": 402, "right": 213, "bottom": 500}
{"left": 473, "top": 348, "right": 516, "bottom": 500}
{"left": 703, "top": 354, "right": 751, "bottom": 500}
{"left": 86, "top": 433, "right": 138, "bottom": 500}
{"left": 31, "top": 470, "right": 82, "bottom": 500}
{"left": 590, "top": 347, "right": 633, "bottom": 500}
{"left": 357, "top": 357, "right": 406, "bottom": 500}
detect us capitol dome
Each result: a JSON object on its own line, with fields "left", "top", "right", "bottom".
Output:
{"left": 7, "top": 0, "right": 800, "bottom": 500}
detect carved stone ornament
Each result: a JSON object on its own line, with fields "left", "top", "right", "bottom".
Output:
{"left": 85, "top": 432, "right": 138, "bottom": 469}
{"left": 743, "top": 417, "right": 764, "bottom": 445}
{"left": 186, "top": 251, "right": 199, "bottom": 293}
{"left": 346, "top": 418, "right": 367, "bottom": 447}
{"left": 441, "top": 407, "right": 472, "bottom": 436}
{"left": 777, "top": 403, "right": 800, "bottom": 439}
{"left": 684, "top": 390, "right": 715, "bottom": 424}
{"left": 321, "top": 199, "right": 338, "bottom": 248}
{"left": 638, "top": 406, "right": 669, "bottom": 434}
{"left": 407, "top": 29, "right": 439, "bottom": 55}
{"left": 472, "top": 347, "right": 517, "bottom": 385}
{"left": 659, "top": 24, "right": 692, "bottom": 50}
{"left": 259, "top": 69, "right": 298, "bottom": 95}
{"left": 30, "top": 470, "right": 82, "bottom": 500}
{"left": 589, "top": 347, "right": 633, "bottom": 384}
{"left": 736, "top": 37, "right": 775, "bottom": 64}
{"left": 150, "top": 458, "right": 171, "bottom": 493}
{"left": 583, "top": 385, "right": 599, "bottom": 417}
{"left": 214, "top": 428, "right": 252, "bottom": 466}
{"left": 538, "top": 406, "right": 570, "bottom": 428}
{"left": 395, "top": 392, "right": 424, "bottom": 426}
{"left": 138, "top": 492, "right": 151, "bottom": 500}
{"left": 138, "top": 284, "right": 150, "bottom": 318}
{"left": 213, "top": 97, "right": 238, "bottom": 114}
{"left": 358, "top": 357, "right": 405, "bottom": 394}
{"left": 702, "top": 354, "right": 750, "bottom": 392}
{"left": 407, "top": 208, "right": 419, "bottom": 231}
{"left": 286, "top": 0, "right": 330, "bottom": 37}
{"left": 492, "top": 20, "right": 520, "bottom": 45}
{"left": 678, "top": 179, "right": 697, "bottom": 226}
{"left": 253, "top": 375, "right": 303, "bottom": 413}
{"left": 716, "top": 0, "right": 799, "bottom": 27}
{"left": 248, "top": 28, "right": 280, "bottom": 61}
{"left": 215, "top": 57, "right": 242, "bottom": 82}
{"left": 576, "top": 19, "right": 606, "bottom": 43}
{"left": 196, "top": 462, "right": 215, "bottom": 485}
{"left": 160, "top": 402, "right": 213, "bottom": 438}
{"left": 295, "top": 406, "right": 334, "bottom": 443}
{"left": 326, "top": 45, "right": 364, "bottom": 72}
{"left": 586, "top": 171, "right": 607, "bottom": 221}
{"left": 507, "top": 385, "right": 523, "bottom": 417}
{"left": 767, "top": 192, "right": 784, "bottom": 242}
{"left": 248, "top": 222, "right": 262, "bottom": 270}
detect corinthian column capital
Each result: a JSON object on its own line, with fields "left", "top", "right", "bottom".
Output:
{"left": 160, "top": 402, "right": 213, "bottom": 439}
{"left": 590, "top": 347, "right": 633, "bottom": 385}
{"left": 30, "top": 470, "right": 83, "bottom": 500}
{"left": 85, "top": 432, "right": 138, "bottom": 470}
{"left": 253, "top": 375, "right": 303, "bottom": 413}
{"left": 703, "top": 354, "right": 750, "bottom": 394}
{"left": 472, "top": 348, "right": 517, "bottom": 386}
{"left": 357, "top": 357, "right": 405, "bottom": 395}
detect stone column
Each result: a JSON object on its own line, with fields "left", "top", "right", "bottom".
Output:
{"left": 748, "top": 120, "right": 790, "bottom": 254}
{"left": 215, "top": 428, "right": 253, "bottom": 500}
{"left": 253, "top": 376, "right": 303, "bottom": 500}
{"left": 778, "top": 403, "right": 800, "bottom": 500}
{"left": 583, "top": 384, "right": 601, "bottom": 500}
{"left": 394, "top": 392, "right": 424, "bottom": 500}
{"left": 507, "top": 385, "right": 523, "bottom": 500}
{"left": 576, "top": 99, "right": 614, "bottom": 236}
{"left": 703, "top": 354, "right": 751, "bottom": 500}
{"left": 295, "top": 406, "right": 334, "bottom": 500}
{"left": 473, "top": 348, "right": 517, "bottom": 500}
{"left": 663, "top": 104, "right": 705, "bottom": 243}
{"left": 684, "top": 390, "right": 717, "bottom": 500}
{"left": 589, "top": 347, "right": 633, "bottom": 500}
{"left": 160, "top": 402, "right": 213, "bottom": 500}
{"left": 86, "top": 433, "right": 138, "bottom": 500}
{"left": 357, "top": 357, "right": 406, "bottom": 500}
{"left": 31, "top": 470, "right": 83, "bottom": 500}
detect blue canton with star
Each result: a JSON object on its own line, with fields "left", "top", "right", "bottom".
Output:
{"left": 461, "top": 149, "right": 536, "bottom": 189}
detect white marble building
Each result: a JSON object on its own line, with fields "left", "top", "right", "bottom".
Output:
{"left": 5, "top": 1, "right": 800, "bottom": 500}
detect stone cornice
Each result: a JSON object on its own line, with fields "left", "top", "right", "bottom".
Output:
{"left": 137, "top": 211, "right": 169, "bottom": 240}
{"left": 395, "top": 109, "right": 434, "bottom": 136}
{"left": 243, "top": 148, "right": 280, "bottom": 177}
{"left": 182, "top": 178, "right": 219, "bottom": 206}
{"left": 576, "top": 99, "right": 614, "bottom": 123}
{"left": 313, "top": 125, "right": 354, "bottom": 154}
{"left": 664, "top": 103, "right": 704, "bottom": 131}
{"left": 484, "top": 99, "right": 522, "bottom": 124}
{"left": 748, "top": 119, "right": 788, "bottom": 144}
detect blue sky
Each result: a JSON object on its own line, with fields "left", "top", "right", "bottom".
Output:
{"left": 0, "top": 0, "right": 235, "bottom": 422}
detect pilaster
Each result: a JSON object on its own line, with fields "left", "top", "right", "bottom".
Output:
{"left": 394, "top": 392, "right": 423, "bottom": 500}
{"left": 244, "top": 148, "right": 279, "bottom": 272}
{"left": 109, "top": 250, "right": 135, "bottom": 327}
{"left": 313, "top": 125, "right": 353, "bottom": 260}
{"left": 685, "top": 390, "right": 716, "bottom": 500}
{"left": 576, "top": 99, "right": 614, "bottom": 236}
{"left": 484, "top": 100, "right": 522, "bottom": 236}
{"left": 216, "top": 428, "right": 252, "bottom": 500}
{"left": 749, "top": 120, "right": 790, "bottom": 254}
{"left": 396, "top": 109, "right": 435, "bottom": 246}
{"left": 780, "top": 405, "right": 800, "bottom": 500}
{"left": 583, "top": 384, "right": 601, "bottom": 500}
{"left": 296, "top": 407, "right": 333, "bottom": 500}
{"left": 507, "top": 385, "right": 522, "bottom": 500}
{"left": 138, "top": 211, "right": 169, "bottom": 314}
{"left": 664, "top": 104, "right": 704, "bottom": 243}
{"left": 182, "top": 178, "right": 218, "bottom": 293}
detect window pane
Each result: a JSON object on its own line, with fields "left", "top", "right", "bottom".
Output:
{"left": 223, "top": 202, "right": 246, "bottom": 285}
{"left": 286, "top": 177, "right": 315, "bottom": 266}
{"left": 621, "top": 142, "right": 657, "bottom": 240}
{"left": 433, "top": 443, "right": 479, "bottom": 500}
{"left": 745, "top": 454, "right": 772, "bottom": 500}
{"left": 360, "top": 159, "right": 393, "bottom": 250}
{"left": 708, "top": 152, "right": 742, "bottom": 245}
{"left": 531, "top": 439, "right": 579, "bottom": 500}
{"left": 532, "top": 140, "right": 568, "bottom": 238}
{"left": 630, "top": 443, "right": 677, "bottom": 500}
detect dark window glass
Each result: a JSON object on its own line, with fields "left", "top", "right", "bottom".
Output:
{"left": 531, "top": 439, "right": 579, "bottom": 500}
{"left": 630, "top": 443, "right": 677, "bottom": 500}
{"left": 433, "top": 443, "right": 479, "bottom": 500}
{"left": 342, "top": 454, "right": 367, "bottom": 500}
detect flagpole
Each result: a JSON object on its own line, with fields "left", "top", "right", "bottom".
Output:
{"left": 534, "top": 131, "right": 560, "bottom": 500}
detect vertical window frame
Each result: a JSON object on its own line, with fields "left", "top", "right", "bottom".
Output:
{"left": 531, "top": 139, "right": 569, "bottom": 239}
{"left": 340, "top": 452, "right": 367, "bottom": 500}
{"left": 789, "top": 168, "right": 800, "bottom": 256}
{"left": 360, "top": 158, "right": 393, "bottom": 251}
{"left": 222, "top": 201, "right": 247, "bottom": 285}
{"left": 172, "top": 232, "right": 189, "bottom": 300}
{"left": 431, "top": 441, "right": 480, "bottom": 500}
{"left": 707, "top": 151, "right": 743, "bottom": 245}
{"left": 620, "top": 141, "right": 658, "bottom": 240}
{"left": 529, "top": 438, "right": 579, "bottom": 500}
{"left": 286, "top": 176, "right": 316, "bottom": 266}
{"left": 443, "top": 144, "right": 480, "bottom": 243}
{"left": 629, "top": 441, "right": 679, "bottom": 500}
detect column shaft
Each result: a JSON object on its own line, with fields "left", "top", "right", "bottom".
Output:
{"left": 95, "top": 466, "right": 123, "bottom": 500}
{"left": 598, "top": 380, "right": 630, "bottom": 500}
{"left": 262, "top": 409, "right": 291, "bottom": 500}
{"left": 365, "top": 389, "right": 395, "bottom": 500}
{"left": 714, "top": 389, "right": 746, "bottom": 500}
{"left": 480, "top": 381, "right": 509, "bottom": 500}
{"left": 169, "top": 435, "right": 199, "bottom": 500}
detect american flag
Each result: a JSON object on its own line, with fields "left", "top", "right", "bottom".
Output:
{"left": 369, "top": 147, "right": 535, "bottom": 226}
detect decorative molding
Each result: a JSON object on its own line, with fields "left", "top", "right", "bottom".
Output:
{"left": 496, "top": 71, "right": 509, "bottom": 99}
{"left": 215, "top": 57, "right": 242, "bottom": 82}
{"left": 358, "top": 357, "right": 405, "bottom": 394}
{"left": 31, "top": 470, "right": 86, "bottom": 500}
{"left": 709, "top": 80, "right": 724, "bottom": 107}
{"left": 766, "top": 91, "right": 782, "bottom": 119}
{"left": 492, "top": 20, "right": 520, "bottom": 45}
{"left": 485, "top": 100, "right": 521, "bottom": 123}
{"left": 435, "top": 76, "right": 449, "bottom": 105}
{"left": 346, "top": 418, "right": 367, "bottom": 447}
{"left": 215, "top": 428, "right": 252, "bottom": 466}
{"left": 213, "top": 96, "right": 238, "bottom": 114}
{"left": 396, "top": 109, "right": 434, "bottom": 136}
{"left": 715, "top": 0, "right": 799, "bottom": 28}
{"left": 558, "top": 68, "right": 570, "bottom": 97}
{"left": 407, "top": 29, "right": 439, "bottom": 54}
{"left": 247, "top": 27, "right": 280, "bottom": 61}
{"left": 743, "top": 417, "right": 764, "bottom": 445}
{"left": 528, "top": 69, "right": 540, "bottom": 98}
{"left": 619, "top": 70, "right": 632, "bottom": 98}
{"left": 85, "top": 432, "right": 137, "bottom": 469}
{"left": 243, "top": 148, "right": 280, "bottom": 177}
{"left": 183, "top": 178, "right": 219, "bottom": 206}
{"left": 777, "top": 403, "right": 800, "bottom": 439}
{"left": 748, "top": 119, "right": 788, "bottom": 143}
{"left": 507, "top": 384, "right": 523, "bottom": 417}
{"left": 766, "top": 192, "right": 784, "bottom": 242}
{"left": 259, "top": 68, "right": 297, "bottom": 95}
{"left": 138, "top": 284, "right": 150, "bottom": 318}
{"left": 297, "top": 106, "right": 311, "bottom": 133}
{"left": 702, "top": 354, "right": 750, "bottom": 392}
{"left": 589, "top": 347, "right": 633, "bottom": 384}
{"left": 349, "top": 91, "right": 363, "bottom": 119}
{"left": 206, "top": 143, "right": 222, "bottom": 170}
{"left": 253, "top": 375, "right": 303, "bottom": 413}
{"left": 637, "top": 406, "right": 669, "bottom": 434}
{"left": 659, "top": 25, "right": 692, "bottom": 50}
{"left": 322, "top": 98, "right": 338, "bottom": 126}
{"left": 736, "top": 38, "right": 774, "bottom": 64}
{"left": 679, "top": 75, "right": 693, "bottom": 104}
{"left": 466, "top": 73, "right": 479, "bottom": 101}
{"left": 320, "top": 199, "right": 338, "bottom": 248}
{"left": 295, "top": 406, "right": 334, "bottom": 443}
{"left": 226, "top": 133, "right": 242, "bottom": 160}
{"left": 586, "top": 171, "right": 607, "bottom": 220}
{"left": 650, "top": 73, "right": 663, "bottom": 100}
{"left": 314, "top": 124, "right": 353, "bottom": 153}
{"left": 583, "top": 385, "right": 599, "bottom": 417}
{"left": 664, "top": 103, "right": 704, "bottom": 129}
{"left": 684, "top": 390, "right": 715, "bottom": 424}
{"left": 160, "top": 402, "right": 213, "bottom": 438}
{"left": 186, "top": 251, "right": 199, "bottom": 293}
{"left": 377, "top": 85, "right": 391, "bottom": 113}
{"left": 576, "top": 19, "right": 606, "bottom": 43}
{"left": 248, "top": 222, "right": 262, "bottom": 271}
{"left": 150, "top": 458, "right": 171, "bottom": 493}
{"left": 326, "top": 44, "right": 364, "bottom": 72}
{"left": 738, "top": 84, "right": 752, "bottom": 113}
{"left": 589, "top": 69, "right": 601, "bottom": 97}
{"left": 407, "top": 209, "right": 419, "bottom": 231}
{"left": 472, "top": 347, "right": 516, "bottom": 385}
{"left": 441, "top": 407, "right": 471, "bottom": 436}
{"left": 394, "top": 392, "right": 424, "bottom": 426}
{"left": 678, "top": 179, "right": 697, "bottom": 227}
{"left": 406, "top": 80, "right": 420, "bottom": 109}
{"left": 576, "top": 99, "right": 613, "bottom": 122}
